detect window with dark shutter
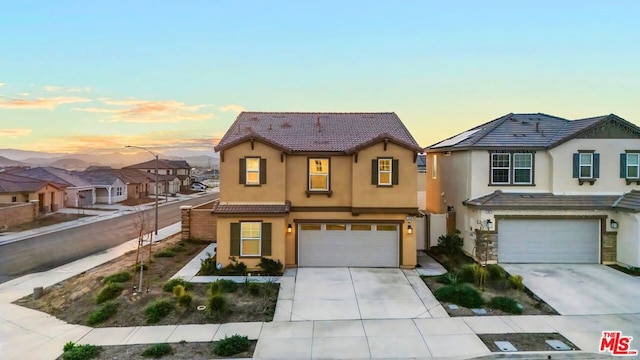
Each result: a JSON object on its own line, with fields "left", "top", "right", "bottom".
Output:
{"left": 261, "top": 223, "right": 272, "bottom": 256}
{"left": 392, "top": 159, "right": 399, "bottom": 185}
{"left": 239, "top": 159, "right": 246, "bottom": 184}
{"left": 230, "top": 223, "right": 241, "bottom": 256}
{"left": 260, "top": 158, "right": 267, "bottom": 184}
{"left": 372, "top": 158, "right": 398, "bottom": 186}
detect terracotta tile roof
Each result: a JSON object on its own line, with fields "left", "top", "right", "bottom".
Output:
{"left": 613, "top": 190, "right": 640, "bottom": 212}
{"left": 427, "top": 113, "right": 639, "bottom": 151}
{"left": 11, "top": 167, "right": 92, "bottom": 187}
{"left": 214, "top": 112, "right": 422, "bottom": 153}
{"left": 464, "top": 190, "right": 620, "bottom": 210}
{"left": 211, "top": 200, "right": 291, "bottom": 215}
{"left": 0, "top": 173, "right": 63, "bottom": 193}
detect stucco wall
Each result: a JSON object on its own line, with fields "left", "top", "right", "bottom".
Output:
{"left": 287, "top": 155, "right": 352, "bottom": 206}
{"left": 616, "top": 212, "right": 640, "bottom": 267}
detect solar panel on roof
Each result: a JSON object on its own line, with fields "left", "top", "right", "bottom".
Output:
{"left": 431, "top": 128, "right": 481, "bottom": 148}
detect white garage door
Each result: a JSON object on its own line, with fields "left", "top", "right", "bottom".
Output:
{"left": 498, "top": 219, "right": 600, "bottom": 263}
{"left": 298, "top": 223, "right": 398, "bottom": 267}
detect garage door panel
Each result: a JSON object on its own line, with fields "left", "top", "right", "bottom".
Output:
{"left": 498, "top": 219, "right": 599, "bottom": 264}
{"left": 299, "top": 224, "right": 398, "bottom": 267}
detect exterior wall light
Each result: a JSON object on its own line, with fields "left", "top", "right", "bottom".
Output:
{"left": 407, "top": 224, "right": 413, "bottom": 234}
{"left": 610, "top": 219, "right": 618, "bottom": 229}
{"left": 485, "top": 219, "right": 493, "bottom": 230}
{"left": 287, "top": 224, "right": 292, "bottom": 233}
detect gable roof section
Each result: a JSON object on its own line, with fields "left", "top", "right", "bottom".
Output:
{"left": 0, "top": 173, "right": 63, "bottom": 193}
{"left": 613, "top": 190, "right": 640, "bottom": 212}
{"left": 74, "top": 171, "right": 123, "bottom": 186}
{"left": 214, "top": 112, "right": 422, "bottom": 153}
{"left": 427, "top": 113, "right": 639, "bottom": 152}
{"left": 12, "top": 167, "right": 92, "bottom": 187}
{"left": 464, "top": 190, "right": 620, "bottom": 210}
{"left": 123, "top": 159, "right": 191, "bottom": 170}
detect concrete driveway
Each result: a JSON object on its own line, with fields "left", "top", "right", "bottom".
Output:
{"left": 501, "top": 264, "right": 640, "bottom": 315}
{"left": 288, "top": 268, "right": 446, "bottom": 321}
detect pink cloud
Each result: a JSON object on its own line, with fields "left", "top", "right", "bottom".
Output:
{"left": 44, "top": 85, "right": 92, "bottom": 93}
{"left": 75, "top": 98, "right": 214, "bottom": 123}
{"left": 219, "top": 104, "right": 244, "bottom": 113}
{"left": 0, "top": 128, "right": 32, "bottom": 137}
{"left": 0, "top": 96, "right": 91, "bottom": 110}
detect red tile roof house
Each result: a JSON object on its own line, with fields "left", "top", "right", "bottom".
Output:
{"left": 8, "top": 167, "right": 96, "bottom": 208}
{"left": 425, "top": 113, "right": 640, "bottom": 268}
{"left": 124, "top": 159, "right": 192, "bottom": 191}
{"left": 209, "top": 112, "right": 423, "bottom": 270}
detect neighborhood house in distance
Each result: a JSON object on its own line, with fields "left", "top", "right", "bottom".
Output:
{"left": 211, "top": 112, "right": 423, "bottom": 269}
{"left": 426, "top": 113, "right": 640, "bottom": 269}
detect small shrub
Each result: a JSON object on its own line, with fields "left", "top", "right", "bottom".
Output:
{"left": 247, "top": 282, "right": 261, "bottom": 296}
{"left": 207, "top": 294, "right": 228, "bottom": 318}
{"left": 220, "top": 258, "right": 248, "bottom": 276}
{"left": 134, "top": 263, "right": 149, "bottom": 271}
{"left": 457, "top": 264, "right": 476, "bottom": 283}
{"left": 507, "top": 274, "right": 524, "bottom": 290}
{"left": 436, "top": 273, "right": 459, "bottom": 285}
{"left": 177, "top": 293, "right": 192, "bottom": 308}
{"left": 87, "top": 302, "right": 118, "bottom": 326}
{"left": 258, "top": 257, "right": 283, "bottom": 275}
{"left": 486, "top": 264, "right": 507, "bottom": 281}
{"left": 473, "top": 264, "right": 488, "bottom": 288}
{"left": 145, "top": 299, "right": 174, "bottom": 324}
{"left": 217, "top": 279, "right": 238, "bottom": 293}
{"left": 103, "top": 271, "right": 131, "bottom": 284}
{"left": 172, "top": 285, "right": 185, "bottom": 298}
{"left": 213, "top": 334, "right": 250, "bottom": 357}
{"left": 154, "top": 249, "right": 175, "bottom": 258}
{"left": 208, "top": 282, "right": 222, "bottom": 296}
{"left": 167, "top": 245, "right": 186, "bottom": 253}
{"left": 61, "top": 343, "right": 102, "bottom": 360}
{"left": 487, "top": 296, "right": 523, "bottom": 314}
{"left": 437, "top": 230, "right": 464, "bottom": 256}
{"left": 141, "top": 343, "right": 173, "bottom": 358}
{"left": 63, "top": 341, "right": 76, "bottom": 352}
{"left": 433, "top": 284, "right": 484, "bottom": 308}
{"left": 199, "top": 252, "right": 217, "bottom": 275}
{"left": 162, "top": 278, "right": 193, "bottom": 292}
{"left": 96, "top": 282, "right": 124, "bottom": 304}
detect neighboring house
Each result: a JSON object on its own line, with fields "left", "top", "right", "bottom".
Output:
{"left": 417, "top": 154, "right": 427, "bottom": 210}
{"left": 74, "top": 171, "right": 128, "bottom": 204}
{"left": 84, "top": 168, "right": 151, "bottom": 200}
{"left": 0, "top": 173, "right": 65, "bottom": 213}
{"left": 425, "top": 113, "right": 640, "bottom": 268}
{"left": 123, "top": 159, "right": 192, "bottom": 189}
{"left": 9, "top": 167, "right": 96, "bottom": 208}
{"left": 213, "top": 112, "right": 423, "bottom": 270}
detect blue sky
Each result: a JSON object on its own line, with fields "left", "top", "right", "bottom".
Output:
{"left": 1, "top": 1, "right": 639, "bottom": 155}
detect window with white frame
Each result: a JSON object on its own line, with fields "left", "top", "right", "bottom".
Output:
{"left": 245, "top": 158, "right": 260, "bottom": 185}
{"left": 116, "top": 187, "right": 123, "bottom": 196}
{"left": 240, "top": 222, "right": 261, "bottom": 256}
{"left": 378, "top": 159, "right": 392, "bottom": 185}
{"left": 513, "top": 153, "right": 533, "bottom": 184}
{"left": 491, "top": 153, "right": 510, "bottom": 184}
{"left": 309, "top": 158, "right": 329, "bottom": 190}
{"left": 627, "top": 153, "right": 639, "bottom": 179}
{"left": 579, "top": 153, "right": 593, "bottom": 179}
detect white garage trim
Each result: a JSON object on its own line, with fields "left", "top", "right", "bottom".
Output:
{"left": 297, "top": 222, "right": 400, "bottom": 267}
{"left": 498, "top": 218, "right": 601, "bottom": 264}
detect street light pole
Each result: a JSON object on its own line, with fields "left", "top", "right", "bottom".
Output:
{"left": 125, "top": 145, "right": 159, "bottom": 235}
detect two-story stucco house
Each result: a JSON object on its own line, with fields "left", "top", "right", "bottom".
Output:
{"left": 124, "top": 159, "right": 192, "bottom": 190}
{"left": 426, "top": 113, "right": 640, "bottom": 268}
{"left": 213, "top": 112, "right": 423, "bottom": 269}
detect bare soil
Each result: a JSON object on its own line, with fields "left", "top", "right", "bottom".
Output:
{"left": 120, "top": 197, "right": 157, "bottom": 206}
{"left": 14, "top": 235, "right": 278, "bottom": 327}
{"left": 479, "top": 333, "right": 580, "bottom": 352}
{"left": 1, "top": 213, "right": 93, "bottom": 232}
{"left": 57, "top": 341, "right": 257, "bottom": 360}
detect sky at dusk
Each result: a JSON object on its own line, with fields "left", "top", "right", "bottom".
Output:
{"left": 1, "top": 1, "right": 639, "bottom": 156}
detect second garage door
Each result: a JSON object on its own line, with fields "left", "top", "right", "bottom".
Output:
{"left": 298, "top": 223, "right": 398, "bottom": 267}
{"left": 498, "top": 219, "right": 600, "bottom": 263}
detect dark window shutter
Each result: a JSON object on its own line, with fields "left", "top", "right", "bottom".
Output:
{"left": 260, "top": 158, "right": 267, "bottom": 184}
{"left": 620, "top": 154, "right": 627, "bottom": 178}
{"left": 392, "top": 159, "right": 399, "bottom": 185}
{"left": 261, "top": 223, "right": 272, "bottom": 256}
{"left": 230, "top": 223, "right": 240, "bottom": 256}
{"left": 572, "top": 153, "right": 579, "bottom": 178}
{"left": 593, "top": 153, "right": 600, "bottom": 178}
{"left": 239, "top": 159, "right": 246, "bottom": 184}
{"left": 371, "top": 159, "right": 378, "bottom": 185}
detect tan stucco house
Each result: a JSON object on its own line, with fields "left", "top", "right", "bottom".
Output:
{"left": 426, "top": 113, "right": 640, "bottom": 268}
{"left": 124, "top": 159, "right": 192, "bottom": 190}
{"left": 213, "top": 112, "right": 423, "bottom": 269}
{"left": 0, "top": 172, "right": 65, "bottom": 222}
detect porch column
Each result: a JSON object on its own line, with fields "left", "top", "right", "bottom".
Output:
{"left": 107, "top": 186, "right": 112, "bottom": 204}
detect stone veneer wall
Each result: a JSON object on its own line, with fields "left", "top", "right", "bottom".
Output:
{"left": 181, "top": 201, "right": 217, "bottom": 242}
{"left": 474, "top": 229, "right": 498, "bottom": 263}
{"left": 602, "top": 232, "right": 617, "bottom": 263}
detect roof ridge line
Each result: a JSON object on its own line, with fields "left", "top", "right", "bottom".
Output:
{"left": 468, "top": 113, "right": 514, "bottom": 146}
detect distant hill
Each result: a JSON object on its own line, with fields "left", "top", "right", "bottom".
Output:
{"left": 0, "top": 156, "right": 25, "bottom": 167}
{"left": 48, "top": 158, "right": 93, "bottom": 170}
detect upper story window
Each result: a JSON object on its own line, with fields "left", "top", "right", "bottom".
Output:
{"left": 620, "top": 152, "right": 640, "bottom": 184}
{"left": 490, "top": 151, "right": 534, "bottom": 185}
{"left": 572, "top": 151, "right": 599, "bottom": 184}
{"left": 246, "top": 158, "right": 260, "bottom": 185}
{"left": 239, "top": 157, "right": 266, "bottom": 186}
{"left": 378, "top": 159, "right": 392, "bottom": 185}
{"left": 309, "top": 158, "right": 329, "bottom": 191}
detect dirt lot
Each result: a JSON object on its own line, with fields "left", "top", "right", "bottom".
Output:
{"left": 15, "top": 235, "right": 278, "bottom": 327}
{"left": 1, "top": 213, "right": 93, "bottom": 232}
{"left": 479, "top": 333, "right": 580, "bottom": 352}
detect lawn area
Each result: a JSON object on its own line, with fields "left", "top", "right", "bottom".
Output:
{"left": 15, "top": 235, "right": 279, "bottom": 327}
